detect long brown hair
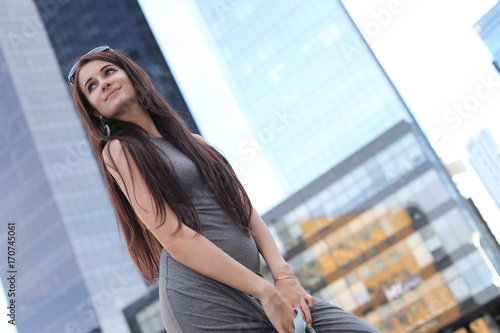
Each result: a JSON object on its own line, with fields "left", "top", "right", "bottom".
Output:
{"left": 70, "top": 49, "right": 253, "bottom": 284}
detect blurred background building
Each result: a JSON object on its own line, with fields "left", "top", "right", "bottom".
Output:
{"left": 183, "top": 0, "right": 500, "bottom": 332}
{"left": 1, "top": 0, "right": 500, "bottom": 333}
{"left": 123, "top": 285, "right": 164, "bottom": 333}
{"left": 467, "top": 129, "right": 500, "bottom": 212}
{"left": 475, "top": 1, "right": 500, "bottom": 73}
{"left": 0, "top": 0, "right": 197, "bottom": 332}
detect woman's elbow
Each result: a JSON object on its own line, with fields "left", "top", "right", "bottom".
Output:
{"left": 159, "top": 227, "right": 193, "bottom": 258}
{"left": 161, "top": 236, "right": 179, "bottom": 254}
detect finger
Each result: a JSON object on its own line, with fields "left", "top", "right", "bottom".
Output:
{"left": 279, "top": 324, "right": 292, "bottom": 333}
{"left": 299, "top": 298, "right": 312, "bottom": 325}
{"left": 280, "top": 322, "right": 295, "bottom": 333}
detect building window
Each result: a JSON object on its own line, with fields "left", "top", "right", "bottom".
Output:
{"left": 136, "top": 300, "right": 165, "bottom": 333}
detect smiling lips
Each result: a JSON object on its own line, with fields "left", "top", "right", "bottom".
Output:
{"left": 106, "top": 87, "right": 120, "bottom": 101}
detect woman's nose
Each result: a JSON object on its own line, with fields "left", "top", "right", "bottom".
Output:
{"left": 102, "top": 82, "right": 111, "bottom": 90}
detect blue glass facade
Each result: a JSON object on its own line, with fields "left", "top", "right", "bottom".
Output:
{"left": 191, "top": 0, "right": 412, "bottom": 195}
{"left": 0, "top": 0, "right": 198, "bottom": 332}
{"left": 0, "top": 38, "right": 98, "bottom": 332}
{"left": 184, "top": 0, "right": 500, "bottom": 331}
{"left": 475, "top": 2, "right": 500, "bottom": 73}
{"left": 262, "top": 121, "right": 500, "bottom": 331}
{"left": 467, "top": 129, "right": 500, "bottom": 211}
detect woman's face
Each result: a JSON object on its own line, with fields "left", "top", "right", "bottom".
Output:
{"left": 77, "top": 59, "right": 138, "bottom": 120}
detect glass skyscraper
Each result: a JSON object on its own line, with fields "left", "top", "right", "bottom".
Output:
{"left": 188, "top": 0, "right": 414, "bottom": 195}
{"left": 181, "top": 0, "right": 500, "bottom": 331}
{"left": 467, "top": 129, "right": 500, "bottom": 211}
{"left": 475, "top": 1, "right": 500, "bottom": 73}
{"left": 0, "top": 0, "right": 197, "bottom": 332}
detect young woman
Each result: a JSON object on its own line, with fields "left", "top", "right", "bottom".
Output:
{"left": 68, "top": 46, "right": 380, "bottom": 333}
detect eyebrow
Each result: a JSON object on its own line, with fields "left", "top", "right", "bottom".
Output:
{"left": 84, "top": 64, "right": 114, "bottom": 90}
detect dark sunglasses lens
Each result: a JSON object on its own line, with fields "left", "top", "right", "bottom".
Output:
{"left": 68, "top": 46, "right": 111, "bottom": 84}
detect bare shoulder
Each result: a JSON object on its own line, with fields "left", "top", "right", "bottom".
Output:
{"left": 103, "top": 139, "right": 126, "bottom": 172}
{"left": 191, "top": 133, "right": 206, "bottom": 142}
{"left": 103, "top": 138, "right": 123, "bottom": 157}
{"left": 102, "top": 139, "right": 142, "bottom": 203}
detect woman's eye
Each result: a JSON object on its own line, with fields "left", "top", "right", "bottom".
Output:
{"left": 87, "top": 68, "right": 115, "bottom": 93}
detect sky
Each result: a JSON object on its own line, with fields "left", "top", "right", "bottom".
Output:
{"left": 339, "top": 0, "right": 500, "bottom": 236}
{"left": 342, "top": 0, "right": 500, "bottom": 156}
{"left": 137, "top": 0, "right": 500, "bottom": 235}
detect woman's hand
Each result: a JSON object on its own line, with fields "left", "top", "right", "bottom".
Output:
{"left": 246, "top": 207, "right": 314, "bottom": 329}
{"left": 274, "top": 277, "right": 315, "bottom": 327}
{"left": 259, "top": 286, "right": 297, "bottom": 333}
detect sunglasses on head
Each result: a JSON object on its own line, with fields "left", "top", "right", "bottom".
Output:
{"left": 68, "top": 45, "right": 112, "bottom": 85}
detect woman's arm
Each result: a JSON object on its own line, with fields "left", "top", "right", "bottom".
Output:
{"left": 250, "top": 206, "right": 315, "bottom": 326}
{"left": 103, "top": 139, "right": 296, "bottom": 332}
{"left": 249, "top": 206, "right": 293, "bottom": 278}
{"left": 192, "top": 133, "right": 294, "bottom": 279}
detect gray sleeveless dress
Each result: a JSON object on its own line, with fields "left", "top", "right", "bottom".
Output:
{"left": 149, "top": 137, "right": 380, "bottom": 333}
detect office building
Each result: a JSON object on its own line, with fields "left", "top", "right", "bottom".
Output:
{"left": 262, "top": 121, "right": 500, "bottom": 332}
{"left": 123, "top": 285, "right": 165, "bottom": 333}
{"left": 0, "top": 0, "right": 197, "bottom": 332}
{"left": 182, "top": 1, "right": 500, "bottom": 331}
{"left": 467, "top": 129, "right": 500, "bottom": 211}
{"left": 475, "top": 1, "right": 500, "bottom": 73}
